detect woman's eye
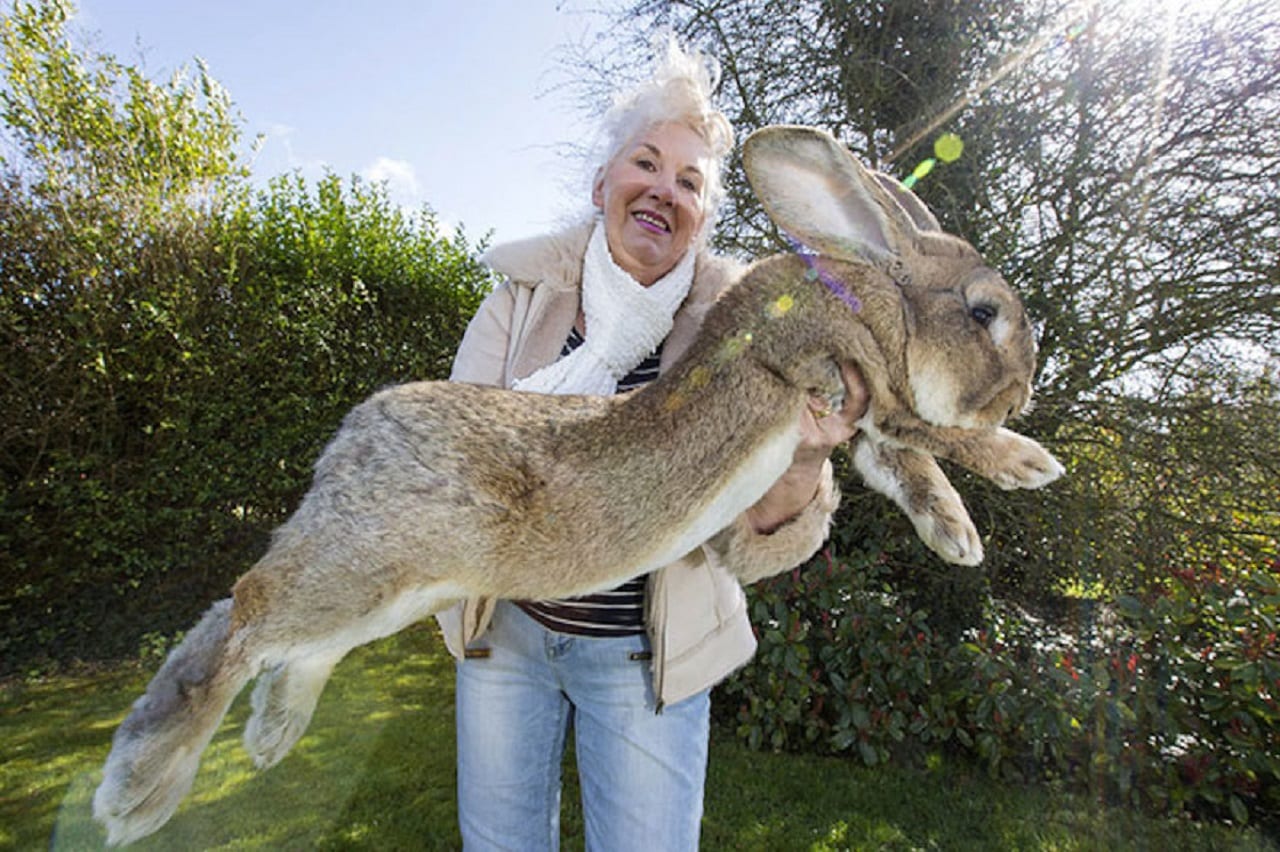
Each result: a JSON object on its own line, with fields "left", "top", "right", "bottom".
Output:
{"left": 635, "top": 157, "right": 656, "bottom": 172}
{"left": 679, "top": 177, "right": 700, "bottom": 193}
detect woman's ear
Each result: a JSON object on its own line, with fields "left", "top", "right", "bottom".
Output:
{"left": 591, "top": 167, "right": 606, "bottom": 209}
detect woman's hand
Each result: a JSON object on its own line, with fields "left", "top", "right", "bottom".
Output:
{"left": 796, "top": 360, "right": 868, "bottom": 463}
{"left": 746, "top": 362, "right": 869, "bottom": 534}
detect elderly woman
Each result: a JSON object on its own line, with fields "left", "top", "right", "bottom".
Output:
{"left": 438, "top": 39, "right": 867, "bottom": 850}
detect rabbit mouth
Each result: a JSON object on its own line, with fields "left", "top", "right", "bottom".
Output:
{"left": 978, "top": 380, "right": 1032, "bottom": 424}
{"left": 913, "top": 371, "right": 1031, "bottom": 428}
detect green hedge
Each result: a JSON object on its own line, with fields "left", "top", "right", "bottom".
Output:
{"left": 0, "top": 173, "right": 492, "bottom": 673}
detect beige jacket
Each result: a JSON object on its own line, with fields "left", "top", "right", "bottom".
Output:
{"left": 436, "top": 221, "right": 839, "bottom": 707}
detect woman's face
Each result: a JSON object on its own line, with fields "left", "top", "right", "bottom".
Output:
{"left": 592, "top": 122, "right": 713, "bottom": 286}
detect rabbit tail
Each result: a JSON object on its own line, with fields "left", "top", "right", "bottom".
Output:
{"left": 93, "top": 598, "right": 254, "bottom": 846}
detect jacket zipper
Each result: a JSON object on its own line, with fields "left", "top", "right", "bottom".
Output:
{"left": 646, "top": 571, "right": 667, "bottom": 714}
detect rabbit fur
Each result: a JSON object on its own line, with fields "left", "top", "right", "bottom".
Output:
{"left": 92, "top": 125, "right": 1062, "bottom": 845}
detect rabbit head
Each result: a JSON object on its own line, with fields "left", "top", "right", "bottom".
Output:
{"left": 742, "top": 125, "right": 1038, "bottom": 431}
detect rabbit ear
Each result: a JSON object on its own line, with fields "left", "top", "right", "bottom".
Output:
{"left": 743, "top": 125, "right": 924, "bottom": 264}
{"left": 872, "top": 172, "right": 942, "bottom": 233}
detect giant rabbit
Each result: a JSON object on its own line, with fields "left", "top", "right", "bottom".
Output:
{"left": 94, "top": 125, "right": 1063, "bottom": 845}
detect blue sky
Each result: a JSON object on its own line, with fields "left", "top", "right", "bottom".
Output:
{"left": 73, "top": 1, "right": 611, "bottom": 244}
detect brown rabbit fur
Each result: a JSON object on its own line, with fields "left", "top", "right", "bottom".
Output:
{"left": 93, "top": 125, "right": 1062, "bottom": 845}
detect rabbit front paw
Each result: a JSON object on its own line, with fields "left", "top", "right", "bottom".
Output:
{"left": 983, "top": 428, "right": 1065, "bottom": 490}
{"left": 910, "top": 500, "right": 984, "bottom": 566}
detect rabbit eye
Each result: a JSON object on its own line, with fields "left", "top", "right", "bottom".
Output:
{"left": 970, "top": 304, "right": 996, "bottom": 328}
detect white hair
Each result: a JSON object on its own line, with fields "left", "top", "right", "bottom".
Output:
{"left": 592, "top": 35, "right": 735, "bottom": 238}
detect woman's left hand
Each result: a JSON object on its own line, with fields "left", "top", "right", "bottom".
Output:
{"left": 794, "top": 361, "right": 868, "bottom": 465}
{"left": 747, "top": 361, "right": 869, "bottom": 533}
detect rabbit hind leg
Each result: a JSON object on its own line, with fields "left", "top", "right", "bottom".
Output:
{"left": 94, "top": 599, "right": 252, "bottom": 846}
{"left": 243, "top": 651, "right": 343, "bottom": 769}
{"left": 241, "top": 579, "right": 464, "bottom": 769}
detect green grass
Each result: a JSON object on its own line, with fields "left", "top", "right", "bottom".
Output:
{"left": 2, "top": 626, "right": 1274, "bottom": 851}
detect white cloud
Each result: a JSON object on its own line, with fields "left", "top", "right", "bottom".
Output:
{"left": 361, "top": 156, "right": 421, "bottom": 204}
{"left": 248, "top": 122, "right": 329, "bottom": 180}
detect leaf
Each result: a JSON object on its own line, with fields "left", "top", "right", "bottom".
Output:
{"left": 1229, "top": 794, "right": 1250, "bottom": 825}
{"left": 851, "top": 705, "right": 870, "bottom": 731}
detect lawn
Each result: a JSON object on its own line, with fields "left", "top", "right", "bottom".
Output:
{"left": 2, "top": 626, "right": 1274, "bottom": 851}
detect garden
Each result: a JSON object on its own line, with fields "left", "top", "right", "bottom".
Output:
{"left": 3, "top": 0, "right": 1278, "bottom": 847}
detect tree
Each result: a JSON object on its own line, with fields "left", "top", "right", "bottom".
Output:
{"left": 960, "top": 0, "right": 1280, "bottom": 594}
{"left": 1, "top": 0, "right": 247, "bottom": 209}
{"left": 562, "top": 0, "right": 1280, "bottom": 608}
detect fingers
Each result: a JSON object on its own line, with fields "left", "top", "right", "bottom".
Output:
{"left": 807, "top": 395, "right": 836, "bottom": 420}
{"left": 803, "top": 395, "right": 858, "bottom": 447}
{"left": 797, "top": 360, "right": 870, "bottom": 460}
{"left": 809, "top": 362, "right": 867, "bottom": 424}
{"left": 838, "top": 361, "right": 870, "bottom": 421}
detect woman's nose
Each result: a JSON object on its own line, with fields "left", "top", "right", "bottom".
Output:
{"left": 649, "top": 172, "right": 675, "bottom": 203}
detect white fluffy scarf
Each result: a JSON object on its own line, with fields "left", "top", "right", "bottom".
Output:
{"left": 513, "top": 220, "right": 695, "bottom": 395}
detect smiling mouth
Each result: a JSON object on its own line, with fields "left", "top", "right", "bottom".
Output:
{"left": 632, "top": 210, "right": 670, "bottom": 233}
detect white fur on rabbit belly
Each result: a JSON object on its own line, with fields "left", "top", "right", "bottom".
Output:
{"left": 627, "top": 422, "right": 802, "bottom": 580}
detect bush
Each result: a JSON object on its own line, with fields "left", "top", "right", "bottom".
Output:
{"left": 721, "top": 550, "right": 1280, "bottom": 828}
{"left": 720, "top": 548, "right": 954, "bottom": 761}
{"left": 1117, "top": 562, "right": 1280, "bottom": 823}
{"left": 0, "top": 173, "right": 492, "bottom": 673}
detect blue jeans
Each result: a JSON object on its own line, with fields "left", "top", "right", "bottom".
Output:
{"left": 455, "top": 600, "right": 710, "bottom": 851}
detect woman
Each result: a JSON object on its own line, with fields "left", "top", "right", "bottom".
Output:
{"left": 438, "top": 39, "right": 867, "bottom": 851}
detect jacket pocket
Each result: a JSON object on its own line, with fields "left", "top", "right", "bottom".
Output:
{"left": 660, "top": 551, "right": 743, "bottom": 661}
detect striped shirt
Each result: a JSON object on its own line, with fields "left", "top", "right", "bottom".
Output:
{"left": 517, "top": 326, "right": 662, "bottom": 636}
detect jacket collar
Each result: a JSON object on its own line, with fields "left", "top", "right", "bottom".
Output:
{"left": 481, "top": 219, "right": 595, "bottom": 292}
{"left": 481, "top": 218, "right": 737, "bottom": 308}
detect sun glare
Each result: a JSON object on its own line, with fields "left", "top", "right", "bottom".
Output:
{"left": 883, "top": 0, "right": 1234, "bottom": 172}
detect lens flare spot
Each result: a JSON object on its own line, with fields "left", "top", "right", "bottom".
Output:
{"left": 903, "top": 133, "right": 964, "bottom": 189}
{"left": 768, "top": 294, "right": 795, "bottom": 318}
{"left": 934, "top": 133, "right": 964, "bottom": 163}
{"left": 717, "top": 331, "right": 755, "bottom": 364}
{"left": 902, "top": 158, "right": 936, "bottom": 189}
